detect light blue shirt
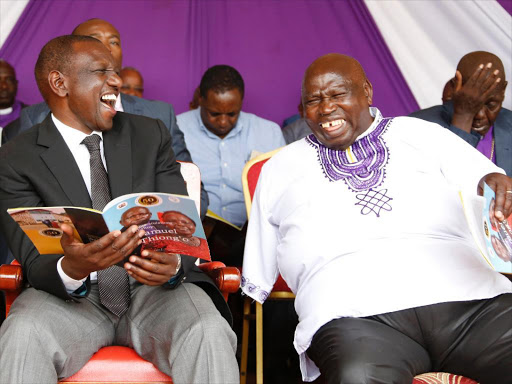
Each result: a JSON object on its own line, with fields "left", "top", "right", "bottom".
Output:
{"left": 177, "top": 108, "right": 285, "bottom": 226}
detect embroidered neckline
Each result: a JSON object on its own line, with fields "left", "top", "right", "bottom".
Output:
{"left": 306, "top": 118, "right": 392, "bottom": 192}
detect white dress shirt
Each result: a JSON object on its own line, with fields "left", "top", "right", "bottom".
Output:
{"left": 241, "top": 108, "right": 512, "bottom": 381}
{"left": 52, "top": 114, "right": 107, "bottom": 292}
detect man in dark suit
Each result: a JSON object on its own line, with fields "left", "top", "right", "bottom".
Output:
{"left": 0, "top": 35, "right": 238, "bottom": 383}
{"left": 2, "top": 18, "right": 209, "bottom": 218}
{"left": 410, "top": 51, "right": 511, "bottom": 176}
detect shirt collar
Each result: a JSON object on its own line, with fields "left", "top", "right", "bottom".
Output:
{"left": 0, "top": 106, "right": 13, "bottom": 115}
{"left": 116, "top": 94, "right": 124, "bottom": 112}
{"left": 354, "top": 107, "right": 383, "bottom": 141}
{"left": 51, "top": 114, "right": 104, "bottom": 149}
{"left": 197, "top": 107, "right": 245, "bottom": 140}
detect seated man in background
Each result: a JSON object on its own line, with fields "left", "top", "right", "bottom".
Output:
{"left": 2, "top": 18, "right": 209, "bottom": 218}
{"left": 410, "top": 51, "right": 511, "bottom": 175}
{"left": 0, "top": 34, "right": 238, "bottom": 383}
{"left": 242, "top": 53, "right": 511, "bottom": 383}
{"left": 120, "top": 66, "right": 144, "bottom": 98}
{"left": 0, "top": 59, "right": 26, "bottom": 138}
{"left": 282, "top": 101, "right": 311, "bottom": 144}
{"left": 177, "top": 65, "right": 285, "bottom": 231}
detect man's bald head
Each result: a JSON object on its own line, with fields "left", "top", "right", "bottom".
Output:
{"left": 457, "top": 51, "right": 506, "bottom": 86}
{"left": 301, "top": 53, "right": 374, "bottom": 150}
{"left": 72, "top": 18, "right": 122, "bottom": 71}
{"left": 302, "top": 53, "right": 368, "bottom": 98}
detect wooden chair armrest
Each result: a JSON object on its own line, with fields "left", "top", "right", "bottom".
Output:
{"left": 0, "top": 264, "right": 23, "bottom": 292}
{"left": 198, "top": 262, "right": 241, "bottom": 301}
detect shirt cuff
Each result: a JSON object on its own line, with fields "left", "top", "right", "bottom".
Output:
{"left": 164, "top": 266, "right": 184, "bottom": 289}
{"left": 57, "top": 256, "right": 88, "bottom": 294}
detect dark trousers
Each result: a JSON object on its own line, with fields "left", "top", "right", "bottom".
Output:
{"left": 307, "top": 294, "right": 512, "bottom": 384}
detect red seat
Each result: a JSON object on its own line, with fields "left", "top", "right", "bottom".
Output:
{"left": 62, "top": 346, "right": 173, "bottom": 383}
{"left": 0, "top": 260, "right": 240, "bottom": 383}
{"left": 413, "top": 372, "right": 478, "bottom": 384}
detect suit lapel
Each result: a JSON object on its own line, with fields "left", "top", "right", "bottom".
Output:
{"left": 37, "top": 115, "right": 92, "bottom": 208}
{"left": 121, "top": 94, "right": 143, "bottom": 116}
{"left": 494, "top": 114, "right": 512, "bottom": 175}
{"left": 104, "top": 113, "right": 133, "bottom": 198}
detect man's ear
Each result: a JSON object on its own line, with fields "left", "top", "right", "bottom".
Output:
{"left": 48, "top": 70, "right": 68, "bottom": 98}
{"left": 364, "top": 79, "right": 373, "bottom": 106}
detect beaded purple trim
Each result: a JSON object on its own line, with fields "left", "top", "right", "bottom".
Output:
{"left": 306, "top": 118, "right": 392, "bottom": 192}
{"left": 241, "top": 276, "right": 269, "bottom": 302}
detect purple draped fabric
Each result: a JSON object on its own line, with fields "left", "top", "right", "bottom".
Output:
{"left": 0, "top": 0, "right": 418, "bottom": 125}
{"left": 497, "top": 0, "right": 512, "bottom": 14}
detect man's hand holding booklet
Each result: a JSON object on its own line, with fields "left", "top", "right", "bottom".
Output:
{"left": 7, "top": 192, "right": 211, "bottom": 262}
{"left": 460, "top": 183, "right": 512, "bottom": 276}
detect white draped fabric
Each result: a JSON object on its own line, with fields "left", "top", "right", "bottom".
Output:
{"left": 364, "top": 0, "right": 512, "bottom": 109}
{"left": 0, "top": 0, "right": 29, "bottom": 48}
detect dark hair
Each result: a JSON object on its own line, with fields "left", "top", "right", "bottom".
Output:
{"left": 34, "top": 35, "right": 100, "bottom": 102}
{"left": 199, "top": 65, "right": 244, "bottom": 99}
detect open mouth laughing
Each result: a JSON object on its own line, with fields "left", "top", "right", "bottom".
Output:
{"left": 100, "top": 93, "right": 117, "bottom": 113}
{"left": 320, "top": 119, "right": 346, "bottom": 133}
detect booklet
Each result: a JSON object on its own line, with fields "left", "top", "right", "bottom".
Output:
{"left": 459, "top": 183, "right": 512, "bottom": 275}
{"left": 7, "top": 192, "right": 210, "bottom": 261}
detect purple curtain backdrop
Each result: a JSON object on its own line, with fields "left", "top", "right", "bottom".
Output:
{"left": 497, "top": 0, "right": 512, "bottom": 14}
{"left": 0, "top": 0, "right": 418, "bottom": 126}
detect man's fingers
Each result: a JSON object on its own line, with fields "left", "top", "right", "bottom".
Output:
{"left": 454, "top": 70, "right": 463, "bottom": 92}
{"left": 473, "top": 63, "right": 492, "bottom": 88}
{"left": 494, "top": 182, "right": 510, "bottom": 219}
{"left": 463, "top": 64, "right": 484, "bottom": 88}
{"left": 97, "top": 226, "right": 142, "bottom": 253}
{"left": 503, "top": 190, "right": 512, "bottom": 219}
{"left": 125, "top": 261, "right": 169, "bottom": 284}
{"left": 481, "top": 76, "right": 501, "bottom": 99}
{"left": 60, "top": 223, "right": 78, "bottom": 248}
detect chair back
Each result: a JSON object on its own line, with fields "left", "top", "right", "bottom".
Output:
{"left": 242, "top": 148, "right": 282, "bottom": 219}
{"left": 178, "top": 161, "right": 201, "bottom": 215}
{"left": 241, "top": 148, "right": 292, "bottom": 295}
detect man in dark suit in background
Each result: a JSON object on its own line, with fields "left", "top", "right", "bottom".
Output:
{"left": 410, "top": 51, "right": 511, "bottom": 176}
{"left": 0, "top": 35, "right": 238, "bottom": 383}
{"left": 2, "top": 18, "right": 209, "bottom": 218}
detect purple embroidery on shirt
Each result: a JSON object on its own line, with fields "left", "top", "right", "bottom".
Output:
{"left": 241, "top": 276, "right": 269, "bottom": 302}
{"left": 306, "top": 118, "right": 392, "bottom": 192}
{"left": 355, "top": 188, "right": 393, "bottom": 217}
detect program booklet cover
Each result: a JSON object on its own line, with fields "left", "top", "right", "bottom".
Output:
{"left": 481, "top": 183, "right": 512, "bottom": 274}
{"left": 459, "top": 183, "right": 512, "bottom": 275}
{"left": 7, "top": 192, "right": 210, "bottom": 261}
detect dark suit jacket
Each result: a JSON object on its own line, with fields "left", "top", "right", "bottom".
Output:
{"left": 2, "top": 94, "right": 209, "bottom": 218}
{"left": 0, "top": 112, "right": 231, "bottom": 324}
{"left": 410, "top": 101, "right": 512, "bottom": 176}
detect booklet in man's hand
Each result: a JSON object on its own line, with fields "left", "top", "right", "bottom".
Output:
{"left": 7, "top": 192, "right": 211, "bottom": 261}
{"left": 459, "top": 183, "right": 512, "bottom": 275}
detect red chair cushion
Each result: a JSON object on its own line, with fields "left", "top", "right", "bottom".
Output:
{"left": 247, "top": 158, "right": 271, "bottom": 200}
{"left": 413, "top": 372, "right": 478, "bottom": 384}
{"left": 273, "top": 274, "right": 291, "bottom": 292}
{"left": 61, "top": 346, "right": 172, "bottom": 383}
